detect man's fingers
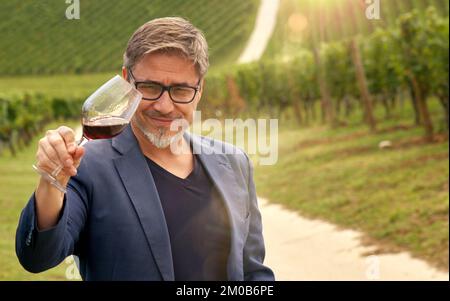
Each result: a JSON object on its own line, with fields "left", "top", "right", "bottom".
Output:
{"left": 62, "top": 147, "right": 85, "bottom": 176}
{"left": 35, "top": 149, "right": 60, "bottom": 174}
{"left": 57, "top": 126, "right": 76, "bottom": 153}
{"left": 47, "top": 133, "right": 73, "bottom": 167}
{"left": 35, "top": 127, "right": 81, "bottom": 182}
{"left": 38, "top": 139, "right": 61, "bottom": 167}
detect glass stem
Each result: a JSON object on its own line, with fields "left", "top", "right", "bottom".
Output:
{"left": 77, "top": 136, "right": 89, "bottom": 146}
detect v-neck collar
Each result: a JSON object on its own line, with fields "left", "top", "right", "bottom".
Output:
{"left": 145, "top": 154, "right": 197, "bottom": 182}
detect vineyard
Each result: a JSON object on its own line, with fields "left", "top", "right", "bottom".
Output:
{"left": 1, "top": 4, "right": 448, "bottom": 155}
{"left": 0, "top": 0, "right": 259, "bottom": 155}
{"left": 263, "top": 0, "right": 449, "bottom": 59}
{"left": 0, "top": 0, "right": 258, "bottom": 75}
{"left": 202, "top": 6, "right": 449, "bottom": 142}
{"left": 0, "top": 93, "right": 82, "bottom": 156}
{"left": 0, "top": 0, "right": 448, "bottom": 280}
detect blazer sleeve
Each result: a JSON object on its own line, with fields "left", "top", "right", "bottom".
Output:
{"left": 15, "top": 172, "right": 89, "bottom": 273}
{"left": 242, "top": 153, "right": 275, "bottom": 281}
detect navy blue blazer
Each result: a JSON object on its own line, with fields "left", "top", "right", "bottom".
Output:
{"left": 16, "top": 126, "right": 274, "bottom": 281}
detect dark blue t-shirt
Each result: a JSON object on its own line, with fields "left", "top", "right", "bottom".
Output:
{"left": 146, "top": 155, "right": 231, "bottom": 280}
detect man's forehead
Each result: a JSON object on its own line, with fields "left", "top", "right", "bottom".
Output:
{"left": 141, "top": 51, "right": 194, "bottom": 67}
{"left": 134, "top": 53, "right": 199, "bottom": 83}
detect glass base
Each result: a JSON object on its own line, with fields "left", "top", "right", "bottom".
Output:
{"left": 32, "top": 165, "right": 67, "bottom": 193}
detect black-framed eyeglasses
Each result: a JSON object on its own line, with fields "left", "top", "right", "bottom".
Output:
{"left": 128, "top": 68, "right": 200, "bottom": 104}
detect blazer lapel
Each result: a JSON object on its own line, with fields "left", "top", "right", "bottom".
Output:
{"left": 112, "top": 126, "right": 174, "bottom": 281}
{"left": 185, "top": 132, "right": 248, "bottom": 280}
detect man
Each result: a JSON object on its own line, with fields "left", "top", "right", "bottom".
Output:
{"left": 16, "top": 17, "right": 274, "bottom": 281}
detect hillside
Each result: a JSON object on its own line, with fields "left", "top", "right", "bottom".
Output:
{"left": 0, "top": 0, "right": 258, "bottom": 76}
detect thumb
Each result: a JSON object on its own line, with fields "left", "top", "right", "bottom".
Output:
{"left": 72, "top": 146, "right": 85, "bottom": 168}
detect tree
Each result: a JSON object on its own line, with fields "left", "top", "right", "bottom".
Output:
{"left": 350, "top": 38, "right": 377, "bottom": 132}
{"left": 396, "top": 9, "right": 437, "bottom": 141}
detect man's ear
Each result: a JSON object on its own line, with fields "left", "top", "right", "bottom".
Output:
{"left": 122, "top": 66, "right": 128, "bottom": 81}
{"left": 199, "top": 78, "right": 205, "bottom": 93}
{"left": 196, "top": 78, "right": 205, "bottom": 103}
{"left": 193, "top": 78, "right": 204, "bottom": 106}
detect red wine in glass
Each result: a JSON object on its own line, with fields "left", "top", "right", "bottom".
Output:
{"left": 82, "top": 116, "right": 129, "bottom": 140}
{"left": 32, "top": 75, "right": 142, "bottom": 193}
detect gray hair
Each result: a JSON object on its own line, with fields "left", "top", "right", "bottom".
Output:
{"left": 123, "top": 17, "right": 209, "bottom": 78}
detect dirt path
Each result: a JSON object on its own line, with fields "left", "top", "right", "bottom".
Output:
{"left": 259, "top": 198, "right": 449, "bottom": 280}
{"left": 238, "top": 0, "right": 280, "bottom": 63}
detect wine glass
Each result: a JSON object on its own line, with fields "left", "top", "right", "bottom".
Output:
{"left": 32, "top": 75, "right": 142, "bottom": 193}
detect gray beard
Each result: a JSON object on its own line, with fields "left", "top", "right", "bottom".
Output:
{"left": 133, "top": 116, "right": 184, "bottom": 149}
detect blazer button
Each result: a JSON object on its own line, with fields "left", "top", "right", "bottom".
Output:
{"left": 25, "top": 231, "right": 33, "bottom": 246}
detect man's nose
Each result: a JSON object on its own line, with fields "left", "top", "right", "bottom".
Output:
{"left": 153, "top": 90, "right": 174, "bottom": 114}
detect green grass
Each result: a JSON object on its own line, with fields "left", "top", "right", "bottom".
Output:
{"left": 0, "top": 0, "right": 258, "bottom": 76}
{"left": 0, "top": 73, "right": 116, "bottom": 98}
{"left": 254, "top": 98, "right": 449, "bottom": 270}
{"left": 0, "top": 121, "right": 80, "bottom": 280}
